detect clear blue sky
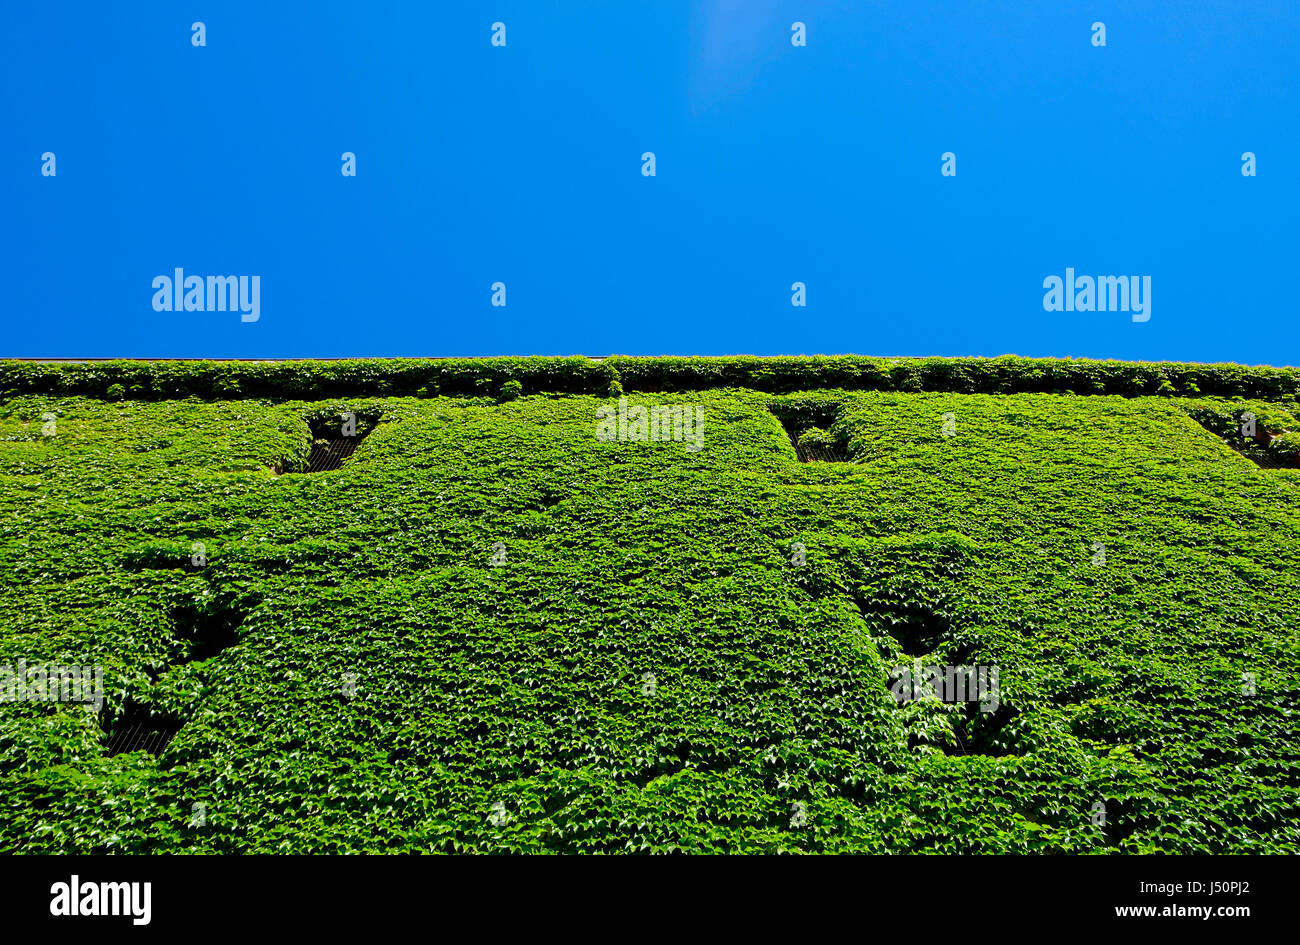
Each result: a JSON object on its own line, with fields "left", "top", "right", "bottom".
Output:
{"left": 3, "top": 2, "right": 1297, "bottom": 363}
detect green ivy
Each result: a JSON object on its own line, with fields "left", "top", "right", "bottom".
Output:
{"left": 1, "top": 383, "right": 1297, "bottom": 853}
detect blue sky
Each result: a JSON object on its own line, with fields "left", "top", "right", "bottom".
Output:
{"left": 3, "top": 2, "right": 1297, "bottom": 363}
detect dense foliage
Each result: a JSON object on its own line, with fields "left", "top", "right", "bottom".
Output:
{"left": 1, "top": 368, "right": 1297, "bottom": 852}
{"left": 3, "top": 355, "right": 1300, "bottom": 401}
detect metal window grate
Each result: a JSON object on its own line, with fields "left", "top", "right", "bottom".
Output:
{"left": 1193, "top": 419, "right": 1296, "bottom": 470}
{"left": 103, "top": 704, "right": 183, "bottom": 757}
{"left": 305, "top": 437, "right": 360, "bottom": 472}
{"left": 791, "top": 438, "right": 851, "bottom": 463}
{"left": 779, "top": 422, "right": 851, "bottom": 462}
